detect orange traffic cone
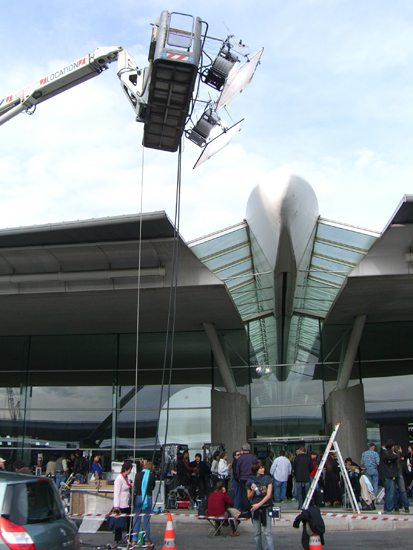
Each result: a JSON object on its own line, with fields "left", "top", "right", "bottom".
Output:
{"left": 162, "top": 513, "right": 176, "bottom": 550}
{"left": 309, "top": 533, "right": 322, "bottom": 550}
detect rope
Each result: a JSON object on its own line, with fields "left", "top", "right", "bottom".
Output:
{"left": 126, "top": 144, "right": 145, "bottom": 544}
{"left": 150, "top": 140, "right": 183, "bottom": 507}
{"left": 124, "top": 140, "right": 183, "bottom": 522}
{"left": 133, "top": 144, "right": 145, "bottom": 462}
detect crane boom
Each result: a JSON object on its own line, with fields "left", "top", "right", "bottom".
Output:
{"left": 0, "top": 47, "right": 123, "bottom": 126}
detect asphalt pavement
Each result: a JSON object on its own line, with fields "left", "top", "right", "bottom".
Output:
{"left": 79, "top": 521, "right": 413, "bottom": 550}
{"left": 75, "top": 494, "right": 413, "bottom": 550}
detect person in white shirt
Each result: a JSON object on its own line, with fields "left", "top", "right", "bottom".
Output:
{"left": 217, "top": 451, "right": 231, "bottom": 490}
{"left": 270, "top": 450, "right": 292, "bottom": 503}
{"left": 112, "top": 460, "right": 133, "bottom": 543}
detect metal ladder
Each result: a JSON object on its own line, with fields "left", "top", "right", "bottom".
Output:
{"left": 302, "top": 423, "right": 360, "bottom": 514}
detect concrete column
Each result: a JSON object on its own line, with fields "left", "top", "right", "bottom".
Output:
{"left": 203, "top": 323, "right": 237, "bottom": 393}
{"left": 211, "top": 389, "right": 250, "bottom": 459}
{"left": 336, "top": 315, "right": 366, "bottom": 390}
{"left": 325, "top": 383, "right": 367, "bottom": 461}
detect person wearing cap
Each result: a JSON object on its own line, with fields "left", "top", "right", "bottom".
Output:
{"left": 0, "top": 457, "right": 12, "bottom": 472}
{"left": 361, "top": 442, "right": 380, "bottom": 495}
{"left": 236, "top": 443, "right": 258, "bottom": 512}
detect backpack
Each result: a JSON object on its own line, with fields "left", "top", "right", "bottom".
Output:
{"left": 197, "top": 496, "right": 208, "bottom": 516}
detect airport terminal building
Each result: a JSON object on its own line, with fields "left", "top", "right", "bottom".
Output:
{"left": 1, "top": 172, "right": 412, "bottom": 465}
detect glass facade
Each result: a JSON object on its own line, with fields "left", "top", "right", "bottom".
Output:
{"left": 0, "top": 333, "right": 250, "bottom": 466}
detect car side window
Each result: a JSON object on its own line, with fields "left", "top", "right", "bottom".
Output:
{"left": 5, "top": 480, "right": 63, "bottom": 524}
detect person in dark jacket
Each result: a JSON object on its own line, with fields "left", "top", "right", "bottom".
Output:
{"left": 402, "top": 443, "right": 413, "bottom": 495}
{"left": 393, "top": 445, "right": 410, "bottom": 513}
{"left": 323, "top": 454, "right": 341, "bottom": 506}
{"left": 231, "top": 450, "right": 242, "bottom": 510}
{"left": 293, "top": 447, "right": 313, "bottom": 510}
{"left": 263, "top": 451, "right": 274, "bottom": 477}
{"left": 378, "top": 440, "right": 399, "bottom": 514}
{"left": 190, "top": 453, "right": 209, "bottom": 498}
{"left": 14, "top": 460, "right": 33, "bottom": 475}
{"left": 293, "top": 507, "right": 325, "bottom": 550}
{"left": 73, "top": 450, "right": 87, "bottom": 483}
{"left": 236, "top": 443, "right": 258, "bottom": 511}
{"left": 176, "top": 453, "right": 191, "bottom": 487}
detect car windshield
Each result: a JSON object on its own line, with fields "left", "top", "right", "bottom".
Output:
{"left": 4, "top": 479, "right": 63, "bottom": 525}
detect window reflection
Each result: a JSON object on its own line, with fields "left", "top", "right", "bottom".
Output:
{"left": 28, "top": 386, "right": 113, "bottom": 421}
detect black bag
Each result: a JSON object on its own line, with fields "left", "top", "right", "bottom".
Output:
{"left": 361, "top": 499, "right": 375, "bottom": 510}
{"left": 311, "top": 489, "right": 325, "bottom": 507}
{"left": 106, "top": 515, "right": 126, "bottom": 530}
{"left": 197, "top": 495, "right": 208, "bottom": 516}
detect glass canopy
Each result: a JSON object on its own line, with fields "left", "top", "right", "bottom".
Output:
{"left": 189, "top": 217, "right": 379, "bottom": 371}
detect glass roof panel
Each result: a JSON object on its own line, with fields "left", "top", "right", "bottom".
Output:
{"left": 289, "top": 218, "right": 379, "bottom": 366}
{"left": 225, "top": 276, "right": 255, "bottom": 290}
{"left": 313, "top": 241, "right": 365, "bottom": 265}
{"left": 202, "top": 244, "right": 251, "bottom": 271}
{"left": 316, "top": 219, "right": 378, "bottom": 251}
{"left": 189, "top": 224, "right": 248, "bottom": 258}
{"left": 217, "top": 260, "right": 254, "bottom": 280}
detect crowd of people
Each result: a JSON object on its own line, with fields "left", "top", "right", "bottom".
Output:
{"left": 0, "top": 449, "right": 95, "bottom": 488}
{"left": 171, "top": 437, "right": 413, "bottom": 539}
{"left": 1, "top": 436, "right": 412, "bottom": 549}
{"left": 263, "top": 440, "right": 413, "bottom": 515}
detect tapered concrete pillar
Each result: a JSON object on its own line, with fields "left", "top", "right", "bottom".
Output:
{"left": 325, "top": 383, "right": 367, "bottom": 462}
{"left": 336, "top": 315, "right": 366, "bottom": 390}
{"left": 203, "top": 322, "right": 237, "bottom": 393}
{"left": 211, "top": 389, "right": 250, "bottom": 459}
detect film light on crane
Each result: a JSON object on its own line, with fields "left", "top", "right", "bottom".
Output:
{"left": 202, "top": 44, "right": 239, "bottom": 91}
{"left": 193, "top": 119, "right": 244, "bottom": 169}
{"left": 187, "top": 107, "right": 221, "bottom": 147}
{"left": 216, "top": 48, "right": 264, "bottom": 111}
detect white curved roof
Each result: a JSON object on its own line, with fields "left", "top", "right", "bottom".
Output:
{"left": 246, "top": 170, "right": 319, "bottom": 271}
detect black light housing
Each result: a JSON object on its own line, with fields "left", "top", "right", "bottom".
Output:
{"left": 202, "top": 44, "right": 239, "bottom": 91}
{"left": 187, "top": 107, "right": 221, "bottom": 147}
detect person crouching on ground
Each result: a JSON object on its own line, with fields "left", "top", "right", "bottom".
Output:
{"left": 207, "top": 480, "right": 240, "bottom": 537}
{"left": 246, "top": 463, "right": 274, "bottom": 550}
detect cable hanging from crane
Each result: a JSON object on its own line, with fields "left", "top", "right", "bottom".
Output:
{"left": 128, "top": 138, "right": 184, "bottom": 524}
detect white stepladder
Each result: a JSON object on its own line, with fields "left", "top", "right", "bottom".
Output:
{"left": 302, "top": 423, "right": 360, "bottom": 514}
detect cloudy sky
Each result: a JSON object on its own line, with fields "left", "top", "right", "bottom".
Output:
{"left": 1, "top": 0, "right": 413, "bottom": 241}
